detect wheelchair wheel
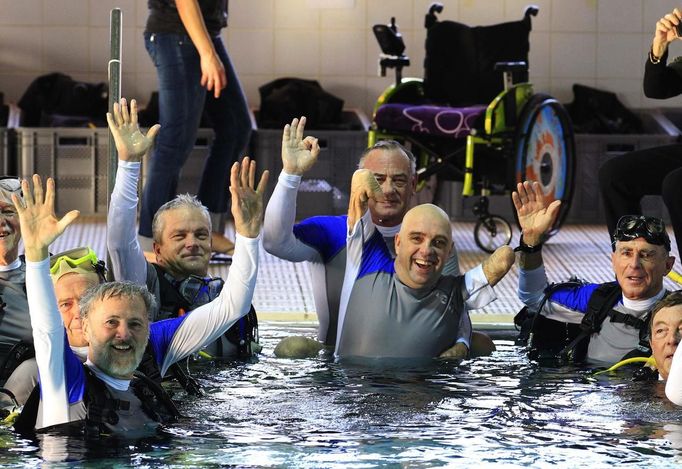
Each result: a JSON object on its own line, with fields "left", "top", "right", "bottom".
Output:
{"left": 514, "top": 93, "right": 575, "bottom": 237}
{"left": 474, "top": 215, "right": 513, "bottom": 253}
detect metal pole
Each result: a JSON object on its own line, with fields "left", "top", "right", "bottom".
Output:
{"left": 107, "top": 8, "right": 122, "bottom": 280}
{"left": 107, "top": 8, "right": 122, "bottom": 208}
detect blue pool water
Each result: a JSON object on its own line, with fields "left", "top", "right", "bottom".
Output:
{"left": 1, "top": 322, "right": 682, "bottom": 467}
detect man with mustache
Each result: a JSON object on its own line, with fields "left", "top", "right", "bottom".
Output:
{"left": 17, "top": 160, "right": 266, "bottom": 433}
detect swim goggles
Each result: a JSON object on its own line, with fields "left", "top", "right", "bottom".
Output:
{"left": 0, "top": 176, "right": 21, "bottom": 206}
{"left": 612, "top": 215, "right": 671, "bottom": 252}
{"left": 49, "top": 246, "right": 106, "bottom": 281}
{"left": 174, "top": 275, "right": 225, "bottom": 308}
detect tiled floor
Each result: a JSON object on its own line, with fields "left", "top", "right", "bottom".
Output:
{"left": 54, "top": 217, "right": 681, "bottom": 327}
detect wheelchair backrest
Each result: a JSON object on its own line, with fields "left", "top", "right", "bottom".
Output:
{"left": 423, "top": 12, "right": 532, "bottom": 107}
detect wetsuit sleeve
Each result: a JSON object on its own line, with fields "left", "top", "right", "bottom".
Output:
{"left": 25, "top": 259, "right": 69, "bottom": 427}
{"left": 666, "top": 341, "right": 682, "bottom": 405}
{"left": 107, "top": 160, "right": 148, "bottom": 285}
{"left": 262, "top": 171, "right": 322, "bottom": 262}
{"left": 518, "top": 265, "right": 549, "bottom": 311}
{"left": 157, "top": 233, "right": 259, "bottom": 376}
{"left": 643, "top": 50, "right": 682, "bottom": 99}
{"left": 463, "top": 264, "right": 496, "bottom": 310}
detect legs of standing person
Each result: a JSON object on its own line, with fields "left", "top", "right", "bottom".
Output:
{"left": 662, "top": 167, "right": 682, "bottom": 258}
{"left": 599, "top": 143, "right": 682, "bottom": 242}
{"left": 139, "top": 32, "right": 206, "bottom": 242}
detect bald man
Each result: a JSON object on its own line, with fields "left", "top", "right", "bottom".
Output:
{"left": 334, "top": 170, "right": 514, "bottom": 360}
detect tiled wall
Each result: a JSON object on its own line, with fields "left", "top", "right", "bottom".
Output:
{"left": 1, "top": 0, "right": 681, "bottom": 119}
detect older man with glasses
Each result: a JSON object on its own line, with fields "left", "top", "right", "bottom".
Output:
{"left": 512, "top": 181, "right": 675, "bottom": 365}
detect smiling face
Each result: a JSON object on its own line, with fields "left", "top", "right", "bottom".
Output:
{"left": 611, "top": 238, "right": 674, "bottom": 300}
{"left": 650, "top": 304, "right": 682, "bottom": 380}
{"left": 394, "top": 204, "right": 452, "bottom": 289}
{"left": 54, "top": 273, "right": 99, "bottom": 348}
{"left": 153, "top": 207, "right": 212, "bottom": 278}
{"left": 0, "top": 201, "right": 21, "bottom": 265}
{"left": 361, "top": 148, "right": 416, "bottom": 227}
{"left": 83, "top": 294, "right": 149, "bottom": 379}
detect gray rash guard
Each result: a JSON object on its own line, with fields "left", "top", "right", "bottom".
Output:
{"left": 0, "top": 260, "right": 32, "bottom": 372}
{"left": 263, "top": 171, "right": 466, "bottom": 347}
{"left": 335, "top": 212, "right": 493, "bottom": 359}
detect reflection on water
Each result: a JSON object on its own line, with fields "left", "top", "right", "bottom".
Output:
{"left": 2, "top": 323, "right": 682, "bottom": 467}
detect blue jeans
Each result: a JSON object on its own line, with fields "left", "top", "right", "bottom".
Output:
{"left": 140, "top": 32, "right": 252, "bottom": 238}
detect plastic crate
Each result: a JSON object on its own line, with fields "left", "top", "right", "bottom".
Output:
{"left": 565, "top": 109, "right": 680, "bottom": 224}
{"left": 16, "top": 127, "right": 110, "bottom": 214}
{"left": 251, "top": 109, "right": 370, "bottom": 220}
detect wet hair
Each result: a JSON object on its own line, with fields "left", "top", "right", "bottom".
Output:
{"left": 650, "top": 291, "right": 682, "bottom": 328}
{"left": 358, "top": 140, "right": 416, "bottom": 175}
{"left": 79, "top": 281, "right": 156, "bottom": 321}
{"left": 151, "top": 193, "right": 211, "bottom": 244}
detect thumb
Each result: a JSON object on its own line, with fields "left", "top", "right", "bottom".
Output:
{"left": 57, "top": 210, "right": 80, "bottom": 233}
{"left": 146, "top": 124, "right": 161, "bottom": 144}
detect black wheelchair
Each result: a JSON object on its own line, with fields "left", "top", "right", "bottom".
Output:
{"left": 370, "top": 4, "right": 575, "bottom": 252}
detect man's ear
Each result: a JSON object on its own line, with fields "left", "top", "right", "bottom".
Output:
{"left": 82, "top": 318, "right": 91, "bottom": 342}
{"left": 152, "top": 241, "right": 162, "bottom": 259}
{"left": 395, "top": 233, "right": 401, "bottom": 252}
{"left": 666, "top": 255, "right": 676, "bottom": 275}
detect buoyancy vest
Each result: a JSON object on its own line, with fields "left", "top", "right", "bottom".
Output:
{"left": 514, "top": 280, "right": 656, "bottom": 362}
{"left": 152, "top": 264, "right": 259, "bottom": 359}
{"left": 13, "top": 366, "right": 181, "bottom": 436}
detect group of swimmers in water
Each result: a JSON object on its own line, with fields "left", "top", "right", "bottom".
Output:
{"left": 0, "top": 95, "right": 679, "bottom": 438}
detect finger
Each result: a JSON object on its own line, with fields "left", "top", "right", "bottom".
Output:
{"left": 146, "top": 124, "right": 161, "bottom": 144}
{"left": 120, "top": 97, "right": 130, "bottom": 125}
{"left": 290, "top": 118, "right": 299, "bottom": 142}
{"left": 201, "top": 73, "right": 208, "bottom": 88}
{"left": 229, "top": 161, "right": 239, "bottom": 192}
{"left": 113, "top": 101, "right": 123, "bottom": 127}
{"left": 106, "top": 112, "right": 116, "bottom": 132}
{"left": 130, "top": 99, "right": 138, "bottom": 126}
{"left": 296, "top": 116, "right": 306, "bottom": 142}
{"left": 240, "top": 157, "right": 250, "bottom": 188}
{"left": 256, "top": 170, "right": 270, "bottom": 194}
{"left": 57, "top": 210, "right": 80, "bottom": 232}
{"left": 248, "top": 158, "right": 256, "bottom": 189}
{"left": 531, "top": 181, "right": 544, "bottom": 200}
{"left": 511, "top": 191, "right": 522, "bottom": 211}
{"left": 282, "top": 123, "right": 291, "bottom": 144}
{"left": 11, "top": 193, "right": 25, "bottom": 213}
{"left": 547, "top": 199, "right": 562, "bottom": 223}
{"left": 32, "top": 174, "right": 44, "bottom": 207}
{"left": 20, "top": 179, "right": 33, "bottom": 208}
{"left": 45, "top": 177, "right": 56, "bottom": 211}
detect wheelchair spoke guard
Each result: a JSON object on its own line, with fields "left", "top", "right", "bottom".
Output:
{"left": 514, "top": 94, "right": 575, "bottom": 237}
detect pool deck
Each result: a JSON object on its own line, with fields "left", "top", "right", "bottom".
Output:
{"left": 57, "top": 216, "right": 681, "bottom": 329}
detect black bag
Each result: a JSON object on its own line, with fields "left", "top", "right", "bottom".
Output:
{"left": 565, "top": 84, "right": 643, "bottom": 134}
{"left": 258, "top": 78, "right": 344, "bottom": 129}
{"left": 17, "top": 73, "right": 108, "bottom": 127}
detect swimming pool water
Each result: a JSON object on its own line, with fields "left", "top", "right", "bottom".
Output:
{"left": 1, "top": 322, "right": 681, "bottom": 468}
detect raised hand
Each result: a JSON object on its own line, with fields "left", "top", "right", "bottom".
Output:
{"left": 281, "top": 117, "right": 321, "bottom": 175}
{"left": 511, "top": 181, "right": 561, "bottom": 246}
{"left": 347, "top": 169, "right": 385, "bottom": 230}
{"left": 654, "top": 8, "right": 682, "bottom": 54}
{"left": 106, "top": 98, "right": 160, "bottom": 163}
{"left": 12, "top": 175, "right": 79, "bottom": 262}
{"left": 229, "top": 157, "right": 269, "bottom": 239}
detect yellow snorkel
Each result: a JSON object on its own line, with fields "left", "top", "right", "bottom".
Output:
{"left": 593, "top": 356, "right": 657, "bottom": 376}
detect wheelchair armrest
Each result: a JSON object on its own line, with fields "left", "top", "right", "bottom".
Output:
{"left": 494, "top": 61, "right": 528, "bottom": 73}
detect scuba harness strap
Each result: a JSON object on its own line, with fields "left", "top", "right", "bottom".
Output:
{"left": 136, "top": 342, "right": 204, "bottom": 396}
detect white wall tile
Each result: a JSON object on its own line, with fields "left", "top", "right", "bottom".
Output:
{"left": 0, "top": 0, "right": 43, "bottom": 26}
{"left": 459, "top": 0, "right": 505, "bottom": 26}
{"left": 229, "top": 0, "right": 275, "bottom": 29}
{"left": 228, "top": 29, "right": 275, "bottom": 75}
{"left": 529, "top": 31, "right": 550, "bottom": 79}
{"left": 0, "top": 27, "right": 43, "bottom": 72}
{"left": 597, "top": 0, "right": 642, "bottom": 33}
{"left": 597, "top": 33, "right": 644, "bottom": 79}
{"left": 0, "top": 74, "right": 39, "bottom": 102}
{"left": 89, "top": 0, "right": 137, "bottom": 27}
{"left": 274, "top": 30, "right": 320, "bottom": 76}
{"left": 43, "top": 27, "right": 90, "bottom": 73}
{"left": 551, "top": 32, "right": 596, "bottom": 78}
{"left": 274, "top": 0, "right": 320, "bottom": 28}
{"left": 368, "top": 0, "right": 414, "bottom": 31}
{"left": 45, "top": 0, "right": 89, "bottom": 26}
{"left": 320, "top": 0, "right": 367, "bottom": 29}
{"left": 551, "top": 0, "right": 596, "bottom": 32}
{"left": 505, "top": 0, "right": 550, "bottom": 31}
{"left": 643, "top": 0, "right": 682, "bottom": 32}
{"left": 320, "top": 30, "right": 366, "bottom": 76}
{"left": 319, "top": 76, "right": 367, "bottom": 109}
{"left": 551, "top": 77, "right": 597, "bottom": 104}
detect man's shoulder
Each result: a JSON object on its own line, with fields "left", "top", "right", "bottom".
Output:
{"left": 293, "top": 215, "right": 348, "bottom": 263}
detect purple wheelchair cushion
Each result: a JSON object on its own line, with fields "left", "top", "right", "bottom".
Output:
{"left": 374, "top": 103, "right": 486, "bottom": 139}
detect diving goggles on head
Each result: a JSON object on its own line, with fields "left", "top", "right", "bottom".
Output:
{"left": 612, "top": 215, "right": 670, "bottom": 252}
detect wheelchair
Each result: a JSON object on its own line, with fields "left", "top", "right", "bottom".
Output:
{"left": 369, "top": 4, "right": 575, "bottom": 252}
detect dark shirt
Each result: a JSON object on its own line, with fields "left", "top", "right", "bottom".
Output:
{"left": 146, "top": 0, "right": 228, "bottom": 37}
{"left": 643, "top": 49, "right": 682, "bottom": 99}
